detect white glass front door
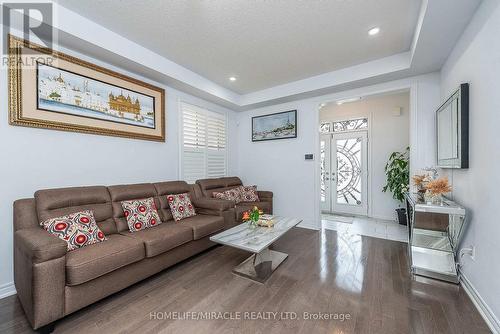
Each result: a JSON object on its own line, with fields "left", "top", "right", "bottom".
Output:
{"left": 320, "top": 131, "right": 368, "bottom": 216}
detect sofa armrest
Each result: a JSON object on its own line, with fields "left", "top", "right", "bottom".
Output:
{"left": 14, "top": 228, "right": 66, "bottom": 329}
{"left": 15, "top": 228, "right": 67, "bottom": 263}
{"left": 196, "top": 208, "right": 236, "bottom": 229}
{"left": 257, "top": 191, "right": 273, "bottom": 215}
{"left": 258, "top": 190, "right": 273, "bottom": 201}
{"left": 192, "top": 198, "right": 235, "bottom": 212}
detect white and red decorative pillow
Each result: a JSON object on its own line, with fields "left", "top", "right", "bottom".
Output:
{"left": 121, "top": 197, "right": 162, "bottom": 232}
{"left": 213, "top": 188, "right": 243, "bottom": 203}
{"left": 239, "top": 185, "right": 260, "bottom": 202}
{"left": 166, "top": 193, "right": 196, "bottom": 221}
{"left": 40, "top": 210, "right": 107, "bottom": 251}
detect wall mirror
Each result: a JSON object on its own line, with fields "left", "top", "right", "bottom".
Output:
{"left": 436, "top": 83, "right": 469, "bottom": 168}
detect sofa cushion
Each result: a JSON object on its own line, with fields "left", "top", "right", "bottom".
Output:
{"left": 235, "top": 201, "right": 272, "bottom": 221}
{"left": 120, "top": 222, "right": 193, "bottom": 257}
{"left": 108, "top": 183, "right": 158, "bottom": 232}
{"left": 167, "top": 193, "right": 196, "bottom": 221}
{"left": 35, "top": 186, "right": 116, "bottom": 235}
{"left": 153, "top": 181, "right": 193, "bottom": 222}
{"left": 121, "top": 197, "right": 162, "bottom": 232}
{"left": 239, "top": 186, "right": 259, "bottom": 202}
{"left": 40, "top": 210, "right": 107, "bottom": 251}
{"left": 223, "top": 177, "right": 244, "bottom": 187}
{"left": 190, "top": 183, "right": 204, "bottom": 199}
{"left": 180, "top": 215, "right": 225, "bottom": 240}
{"left": 196, "top": 177, "right": 243, "bottom": 197}
{"left": 65, "top": 234, "right": 145, "bottom": 286}
{"left": 213, "top": 188, "right": 242, "bottom": 203}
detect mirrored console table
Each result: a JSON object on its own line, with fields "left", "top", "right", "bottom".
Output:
{"left": 404, "top": 192, "right": 467, "bottom": 283}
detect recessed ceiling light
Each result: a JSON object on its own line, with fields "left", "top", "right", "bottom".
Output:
{"left": 336, "top": 97, "right": 361, "bottom": 105}
{"left": 229, "top": 76, "right": 237, "bottom": 81}
{"left": 368, "top": 27, "right": 380, "bottom": 36}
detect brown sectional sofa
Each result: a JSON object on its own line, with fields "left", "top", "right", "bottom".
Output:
{"left": 195, "top": 177, "right": 273, "bottom": 221}
{"left": 13, "top": 180, "right": 235, "bottom": 330}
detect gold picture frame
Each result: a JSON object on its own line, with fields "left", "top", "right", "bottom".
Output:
{"left": 8, "top": 35, "right": 166, "bottom": 141}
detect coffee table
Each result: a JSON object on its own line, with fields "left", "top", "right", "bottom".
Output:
{"left": 210, "top": 216, "right": 302, "bottom": 283}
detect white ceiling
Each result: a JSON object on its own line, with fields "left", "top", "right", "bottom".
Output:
{"left": 56, "top": 0, "right": 422, "bottom": 94}
{"left": 40, "top": 0, "right": 481, "bottom": 110}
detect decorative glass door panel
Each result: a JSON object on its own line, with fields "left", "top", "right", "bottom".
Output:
{"left": 321, "top": 130, "right": 368, "bottom": 215}
{"left": 320, "top": 134, "right": 332, "bottom": 212}
{"left": 336, "top": 138, "right": 362, "bottom": 205}
{"left": 332, "top": 132, "right": 368, "bottom": 215}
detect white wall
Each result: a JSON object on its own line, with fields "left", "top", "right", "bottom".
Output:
{"left": 237, "top": 73, "right": 440, "bottom": 231}
{"left": 320, "top": 92, "right": 410, "bottom": 220}
{"left": 0, "top": 36, "right": 238, "bottom": 296}
{"left": 237, "top": 99, "right": 320, "bottom": 229}
{"left": 440, "top": 0, "right": 500, "bottom": 324}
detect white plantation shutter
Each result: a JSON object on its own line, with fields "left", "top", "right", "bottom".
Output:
{"left": 206, "top": 111, "right": 227, "bottom": 178}
{"left": 181, "top": 102, "right": 227, "bottom": 183}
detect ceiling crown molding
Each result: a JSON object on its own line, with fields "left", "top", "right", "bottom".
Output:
{"left": 14, "top": 0, "right": 481, "bottom": 111}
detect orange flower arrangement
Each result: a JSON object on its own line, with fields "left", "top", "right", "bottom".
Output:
{"left": 412, "top": 175, "right": 426, "bottom": 187}
{"left": 412, "top": 172, "right": 435, "bottom": 193}
{"left": 242, "top": 206, "right": 263, "bottom": 226}
{"left": 426, "top": 177, "right": 452, "bottom": 196}
{"left": 242, "top": 211, "right": 250, "bottom": 221}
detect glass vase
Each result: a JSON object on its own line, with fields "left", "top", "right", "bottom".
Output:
{"left": 424, "top": 191, "right": 443, "bottom": 205}
{"left": 248, "top": 219, "right": 258, "bottom": 228}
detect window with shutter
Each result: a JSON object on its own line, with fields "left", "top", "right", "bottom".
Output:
{"left": 181, "top": 102, "right": 227, "bottom": 183}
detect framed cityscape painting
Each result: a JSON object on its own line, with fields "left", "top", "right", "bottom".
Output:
{"left": 8, "top": 35, "right": 165, "bottom": 141}
{"left": 252, "top": 110, "right": 297, "bottom": 142}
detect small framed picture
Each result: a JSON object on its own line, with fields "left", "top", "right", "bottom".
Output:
{"left": 252, "top": 110, "right": 297, "bottom": 142}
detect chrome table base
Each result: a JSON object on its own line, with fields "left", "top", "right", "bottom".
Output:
{"left": 232, "top": 248, "right": 288, "bottom": 283}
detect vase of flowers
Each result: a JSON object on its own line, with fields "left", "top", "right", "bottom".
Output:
{"left": 242, "top": 206, "right": 263, "bottom": 227}
{"left": 425, "top": 177, "right": 452, "bottom": 205}
{"left": 412, "top": 174, "right": 429, "bottom": 193}
{"left": 412, "top": 168, "right": 439, "bottom": 202}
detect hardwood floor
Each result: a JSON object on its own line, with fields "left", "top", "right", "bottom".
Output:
{"left": 0, "top": 227, "right": 490, "bottom": 334}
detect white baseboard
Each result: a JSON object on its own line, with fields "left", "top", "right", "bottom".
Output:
{"left": 460, "top": 271, "right": 500, "bottom": 334}
{"left": 370, "top": 214, "right": 397, "bottom": 222}
{"left": 298, "top": 221, "right": 320, "bottom": 230}
{"left": 0, "top": 282, "right": 16, "bottom": 299}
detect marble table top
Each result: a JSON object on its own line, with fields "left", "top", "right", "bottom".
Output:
{"left": 210, "top": 216, "right": 302, "bottom": 253}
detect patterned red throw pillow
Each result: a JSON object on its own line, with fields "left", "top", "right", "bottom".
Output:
{"left": 213, "top": 188, "right": 243, "bottom": 203}
{"left": 239, "top": 185, "right": 260, "bottom": 202}
{"left": 166, "top": 193, "right": 196, "bottom": 221}
{"left": 40, "top": 210, "right": 107, "bottom": 251}
{"left": 121, "top": 197, "right": 162, "bottom": 232}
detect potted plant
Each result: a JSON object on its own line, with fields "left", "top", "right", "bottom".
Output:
{"left": 382, "top": 147, "right": 410, "bottom": 225}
